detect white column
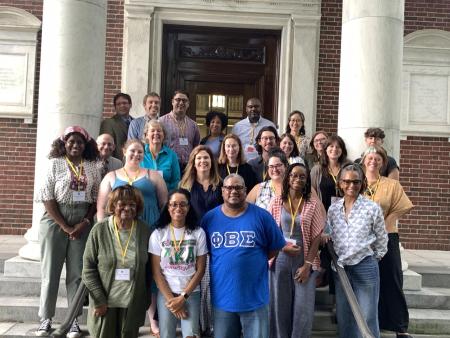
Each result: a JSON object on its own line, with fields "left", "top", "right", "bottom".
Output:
{"left": 122, "top": 4, "right": 155, "bottom": 118}
{"left": 19, "top": 0, "right": 107, "bottom": 261}
{"left": 289, "top": 14, "right": 321, "bottom": 137}
{"left": 337, "top": 0, "right": 404, "bottom": 160}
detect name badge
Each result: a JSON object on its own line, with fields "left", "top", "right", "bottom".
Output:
{"left": 179, "top": 137, "right": 189, "bottom": 146}
{"left": 245, "top": 144, "right": 256, "bottom": 153}
{"left": 115, "top": 268, "right": 130, "bottom": 281}
{"left": 72, "top": 191, "right": 86, "bottom": 202}
{"left": 285, "top": 238, "right": 297, "bottom": 246}
{"left": 157, "top": 170, "right": 164, "bottom": 177}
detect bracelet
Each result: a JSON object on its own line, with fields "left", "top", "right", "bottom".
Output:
{"left": 305, "top": 260, "right": 313, "bottom": 265}
{"left": 83, "top": 218, "right": 91, "bottom": 226}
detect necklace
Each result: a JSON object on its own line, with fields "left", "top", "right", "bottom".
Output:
{"left": 123, "top": 167, "right": 140, "bottom": 186}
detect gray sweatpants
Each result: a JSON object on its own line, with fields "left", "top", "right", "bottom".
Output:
{"left": 38, "top": 203, "right": 90, "bottom": 319}
{"left": 269, "top": 252, "right": 318, "bottom": 338}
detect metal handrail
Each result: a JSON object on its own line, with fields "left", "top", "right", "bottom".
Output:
{"left": 52, "top": 281, "right": 88, "bottom": 337}
{"left": 326, "top": 241, "right": 375, "bottom": 338}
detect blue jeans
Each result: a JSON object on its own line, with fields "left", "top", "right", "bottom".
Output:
{"left": 334, "top": 255, "right": 380, "bottom": 338}
{"left": 157, "top": 291, "right": 200, "bottom": 338}
{"left": 213, "top": 304, "right": 269, "bottom": 338}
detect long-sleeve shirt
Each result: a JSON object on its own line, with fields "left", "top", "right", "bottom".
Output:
{"left": 326, "top": 195, "right": 388, "bottom": 267}
{"left": 159, "top": 112, "right": 200, "bottom": 166}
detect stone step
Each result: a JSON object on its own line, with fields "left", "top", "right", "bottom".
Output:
{"left": 0, "top": 276, "right": 66, "bottom": 297}
{"left": 405, "top": 287, "right": 450, "bottom": 310}
{"left": 409, "top": 266, "right": 450, "bottom": 289}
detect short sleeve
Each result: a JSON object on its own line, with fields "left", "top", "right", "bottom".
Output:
{"left": 35, "top": 160, "right": 57, "bottom": 202}
{"left": 196, "top": 228, "right": 209, "bottom": 256}
{"left": 148, "top": 230, "right": 162, "bottom": 255}
{"left": 262, "top": 210, "right": 286, "bottom": 251}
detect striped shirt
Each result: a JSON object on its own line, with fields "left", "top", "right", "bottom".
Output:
{"left": 268, "top": 195, "right": 326, "bottom": 270}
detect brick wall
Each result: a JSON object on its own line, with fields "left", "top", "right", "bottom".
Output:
{"left": 399, "top": 137, "right": 450, "bottom": 250}
{"left": 0, "top": 0, "right": 42, "bottom": 234}
{"left": 0, "top": 0, "right": 448, "bottom": 250}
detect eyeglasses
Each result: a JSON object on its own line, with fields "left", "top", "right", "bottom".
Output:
{"left": 289, "top": 174, "right": 307, "bottom": 180}
{"left": 168, "top": 202, "right": 189, "bottom": 209}
{"left": 314, "top": 138, "right": 327, "bottom": 144}
{"left": 340, "top": 179, "right": 362, "bottom": 186}
{"left": 268, "top": 163, "right": 284, "bottom": 170}
{"left": 173, "top": 98, "right": 189, "bottom": 103}
{"left": 222, "top": 185, "right": 245, "bottom": 192}
{"left": 290, "top": 119, "right": 302, "bottom": 123}
{"left": 261, "top": 136, "right": 276, "bottom": 141}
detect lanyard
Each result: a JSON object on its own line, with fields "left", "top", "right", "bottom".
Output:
{"left": 170, "top": 113, "right": 187, "bottom": 138}
{"left": 65, "top": 156, "right": 84, "bottom": 190}
{"left": 226, "top": 164, "right": 238, "bottom": 176}
{"left": 113, "top": 217, "right": 135, "bottom": 265}
{"left": 249, "top": 122, "right": 258, "bottom": 144}
{"left": 365, "top": 176, "right": 380, "bottom": 201}
{"left": 328, "top": 167, "right": 339, "bottom": 185}
{"left": 150, "top": 149, "right": 158, "bottom": 170}
{"left": 288, "top": 195, "right": 303, "bottom": 237}
{"left": 123, "top": 168, "right": 139, "bottom": 186}
{"left": 170, "top": 223, "right": 185, "bottom": 252}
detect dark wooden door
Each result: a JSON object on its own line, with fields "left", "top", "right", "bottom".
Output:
{"left": 161, "top": 25, "right": 280, "bottom": 131}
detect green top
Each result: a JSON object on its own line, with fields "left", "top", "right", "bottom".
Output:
{"left": 82, "top": 216, "right": 152, "bottom": 333}
{"left": 107, "top": 219, "right": 136, "bottom": 308}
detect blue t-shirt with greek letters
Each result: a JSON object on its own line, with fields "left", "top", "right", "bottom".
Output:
{"left": 201, "top": 203, "right": 285, "bottom": 312}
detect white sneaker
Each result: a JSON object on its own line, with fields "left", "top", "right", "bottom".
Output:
{"left": 36, "top": 318, "right": 52, "bottom": 336}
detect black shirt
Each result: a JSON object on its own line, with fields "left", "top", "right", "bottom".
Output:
{"left": 218, "top": 163, "right": 258, "bottom": 193}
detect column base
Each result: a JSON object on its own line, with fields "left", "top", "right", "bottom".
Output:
{"left": 18, "top": 228, "right": 40, "bottom": 261}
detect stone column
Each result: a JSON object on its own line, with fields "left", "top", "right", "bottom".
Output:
{"left": 19, "top": 0, "right": 107, "bottom": 261}
{"left": 337, "top": 0, "right": 404, "bottom": 161}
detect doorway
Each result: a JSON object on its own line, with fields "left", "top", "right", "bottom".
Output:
{"left": 161, "top": 25, "right": 281, "bottom": 136}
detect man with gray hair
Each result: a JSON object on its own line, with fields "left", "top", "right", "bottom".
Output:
{"left": 201, "top": 174, "right": 285, "bottom": 338}
{"left": 96, "top": 134, "right": 123, "bottom": 178}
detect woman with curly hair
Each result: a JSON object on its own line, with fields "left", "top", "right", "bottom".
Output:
{"left": 200, "top": 111, "right": 228, "bottom": 159}
{"left": 268, "top": 163, "right": 325, "bottom": 338}
{"left": 35, "top": 126, "right": 101, "bottom": 337}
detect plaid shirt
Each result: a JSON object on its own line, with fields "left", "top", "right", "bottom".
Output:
{"left": 159, "top": 112, "right": 200, "bottom": 165}
{"left": 268, "top": 195, "right": 326, "bottom": 270}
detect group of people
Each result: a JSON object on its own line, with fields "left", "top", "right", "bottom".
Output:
{"left": 35, "top": 91, "right": 414, "bottom": 338}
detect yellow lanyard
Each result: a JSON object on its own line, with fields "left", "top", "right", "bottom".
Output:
{"left": 328, "top": 167, "right": 339, "bottom": 185}
{"left": 262, "top": 164, "right": 268, "bottom": 181}
{"left": 170, "top": 223, "right": 185, "bottom": 252}
{"left": 288, "top": 195, "right": 303, "bottom": 237}
{"left": 113, "top": 217, "right": 135, "bottom": 265}
{"left": 249, "top": 123, "right": 257, "bottom": 144}
{"left": 171, "top": 114, "right": 187, "bottom": 138}
{"left": 226, "top": 164, "right": 238, "bottom": 176}
{"left": 270, "top": 180, "right": 276, "bottom": 194}
{"left": 65, "top": 156, "right": 83, "bottom": 190}
{"left": 123, "top": 168, "right": 139, "bottom": 186}
{"left": 150, "top": 150, "right": 158, "bottom": 170}
{"left": 365, "top": 176, "right": 380, "bottom": 201}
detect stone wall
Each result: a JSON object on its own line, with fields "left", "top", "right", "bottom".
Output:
{"left": 0, "top": 0, "right": 448, "bottom": 249}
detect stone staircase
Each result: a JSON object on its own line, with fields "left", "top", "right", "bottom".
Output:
{"left": 0, "top": 246, "right": 450, "bottom": 337}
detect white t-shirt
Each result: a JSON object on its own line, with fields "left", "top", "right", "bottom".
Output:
{"left": 148, "top": 226, "right": 208, "bottom": 293}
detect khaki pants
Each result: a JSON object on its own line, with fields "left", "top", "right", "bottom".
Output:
{"left": 38, "top": 203, "right": 90, "bottom": 319}
{"left": 87, "top": 307, "right": 139, "bottom": 338}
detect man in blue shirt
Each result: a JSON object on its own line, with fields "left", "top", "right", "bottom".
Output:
{"left": 201, "top": 174, "right": 285, "bottom": 338}
{"left": 127, "top": 92, "right": 161, "bottom": 140}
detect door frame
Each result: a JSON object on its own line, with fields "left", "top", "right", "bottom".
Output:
{"left": 122, "top": 1, "right": 321, "bottom": 136}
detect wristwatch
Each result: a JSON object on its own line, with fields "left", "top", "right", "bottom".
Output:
{"left": 180, "top": 291, "right": 189, "bottom": 300}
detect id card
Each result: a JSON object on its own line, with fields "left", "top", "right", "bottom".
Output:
{"left": 115, "top": 268, "right": 130, "bottom": 281}
{"left": 179, "top": 137, "right": 189, "bottom": 146}
{"left": 72, "top": 191, "right": 86, "bottom": 202}
{"left": 285, "top": 238, "right": 297, "bottom": 246}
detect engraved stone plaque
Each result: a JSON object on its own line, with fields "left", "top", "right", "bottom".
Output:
{"left": 0, "top": 53, "right": 27, "bottom": 106}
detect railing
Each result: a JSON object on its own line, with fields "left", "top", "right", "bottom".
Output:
{"left": 52, "top": 281, "right": 88, "bottom": 337}
{"left": 326, "top": 241, "right": 375, "bottom": 338}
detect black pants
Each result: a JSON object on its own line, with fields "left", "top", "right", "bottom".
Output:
{"left": 378, "top": 233, "right": 409, "bottom": 333}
